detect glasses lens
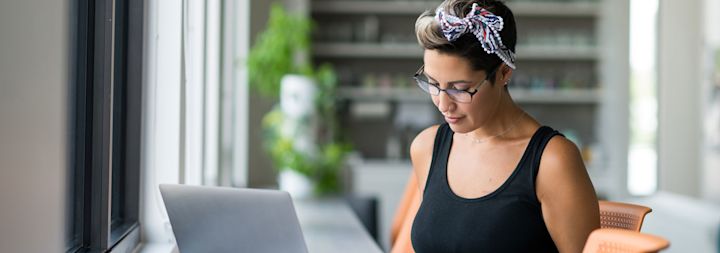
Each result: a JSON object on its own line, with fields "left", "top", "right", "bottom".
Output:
{"left": 447, "top": 89, "right": 472, "bottom": 103}
{"left": 415, "top": 78, "right": 441, "bottom": 96}
{"left": 415, "top": 77, "right": 430, "bottom": 93}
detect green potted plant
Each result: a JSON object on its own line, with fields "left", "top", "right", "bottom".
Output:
{"left": 247, "top": 3, "right": 351, "bottom": 197}
{"left": 247, "top": 3, "right": 312, "bottom": 98}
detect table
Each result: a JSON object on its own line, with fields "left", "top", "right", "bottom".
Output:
{"left": 294, "top": 198, "right": 384, "bottom": 253}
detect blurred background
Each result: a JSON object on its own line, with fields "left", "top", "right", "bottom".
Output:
{"left": 1, "top": 0, "right": 720, "bottom": 252}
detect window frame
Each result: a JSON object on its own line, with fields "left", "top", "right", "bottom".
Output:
{"left": 68, "top": 0, "right": 143, "bottom": 252}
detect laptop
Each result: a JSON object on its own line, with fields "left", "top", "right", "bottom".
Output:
{"left": 159, "top": 184, "right": 309, "bottom": 253}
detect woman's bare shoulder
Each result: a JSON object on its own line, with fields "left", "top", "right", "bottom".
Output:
{"left": 540, "top": 136, "right": 585, "bottom": 174}
{"left": 410, "top": 125, "right": 440, "bottom": 156}
{"left": 536, "top": 133, "right": 597, "bottom": 204}
{"left": 537, "top": 136, "right": 587, "bottom": 183}
{"left": 410, "top": 124, "right": 441, "bottom": 191}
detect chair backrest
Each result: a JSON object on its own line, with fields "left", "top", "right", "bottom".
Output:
{"left": 599, "top": 201, "right": 652, "bottom": 231}
{"left": 582, "top": 228, "right": 670, "bottom": 253}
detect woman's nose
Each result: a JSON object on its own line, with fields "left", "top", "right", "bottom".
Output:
{"left": 436, "top": 91, "right": 454, "bottom": 113}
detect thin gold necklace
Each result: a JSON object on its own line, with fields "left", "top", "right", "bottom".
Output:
{"left": 464, "top": 111, "right": 526, "bottom": 144}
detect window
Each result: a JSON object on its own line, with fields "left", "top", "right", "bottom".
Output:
{"left": 628, "top": 0, "right": 659, "bottom": 196}
{"left": 67, "top": 0, "right": 144, "bottom": 252}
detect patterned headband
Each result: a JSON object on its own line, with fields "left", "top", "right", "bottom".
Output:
{"left": 435, "top": 3, "right": 516, "bottom": 69}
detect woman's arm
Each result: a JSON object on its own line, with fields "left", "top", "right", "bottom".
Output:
{"left": 536, "top": 136, "right": 600, "bottom": 253}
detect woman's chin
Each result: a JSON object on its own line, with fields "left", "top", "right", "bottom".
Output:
{"left": 446, "top": 120, "right": 473, "bottom": 134}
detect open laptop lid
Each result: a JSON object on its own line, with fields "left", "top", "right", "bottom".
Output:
{"left": 159, "top": 184, "right": 308, "bottom": 253}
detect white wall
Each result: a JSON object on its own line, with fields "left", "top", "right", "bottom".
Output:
{"left": 657, "top": 0, "right": 704, "bottom": 197}
{"left": 597, "top": 0, "right": 631, "bottom": 198}
{"left": 0, "top": 0, "right": 70, "bottom": 252}
{"left": 702, "top": 0, "right": 720, "bottom": 202}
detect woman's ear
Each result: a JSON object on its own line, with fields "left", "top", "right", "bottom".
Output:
{"left": 498, "top": 64, "right": 513, "bottom": 86}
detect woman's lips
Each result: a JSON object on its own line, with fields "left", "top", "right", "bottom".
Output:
{"left": 444, "top": 115, "right": 463, "bottom": 124}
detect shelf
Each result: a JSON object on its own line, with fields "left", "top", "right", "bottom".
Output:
{"left": 507, "top": 1, "right": 600, "bottom": 17}
{"left": 517, "top": 45, "right": 598, "bottom": 60}
{"left": 312, "top": 1, "right": 436, "bottom": 15}
{"left": 314, "top": 43, "right": 598, "bottom": 60}
{"left": 336, "top": 87, "right": 601, "bottom": 104}
{"left": 510, "top": 88, "right": 600, "bottom": 104}
{"left": 311, "top": 1, "right": 600, "bottom": 17}
{"left": 314, "top": 43, "right": 422, "bottom": 59}
{"left": 337, "top": 87, "right": 429, "bottom": 102}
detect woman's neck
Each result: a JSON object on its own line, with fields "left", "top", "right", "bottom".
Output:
{"left": 465, "top": 90, "right": 526, "bottom": 143}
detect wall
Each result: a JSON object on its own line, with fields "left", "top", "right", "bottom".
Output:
{"left": 0, "top": 0, "right": 70, "bottom": 251}
{"left": 599, "top": 0, "right": 631, "bottom": 198}
{"left": 248, "top": 0, "right": 279, "bottom": 188}
{"left": 702, "top": 0, "right": 720, "bottom": 202}
{"left": 657, "top": 0, "right": 704, "bottom": 197}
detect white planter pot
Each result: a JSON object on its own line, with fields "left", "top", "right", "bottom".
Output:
{"left": 278, "top": 169, "right": 315, "bottom": 199}
{"left": 280, "top": 74, "right": 317, "bottom": 120}
{"left": 276, "top": 74, "right": 320, "bottom": 199}
{"left": 278, "top": 74, "right": 320, "bottom": 156}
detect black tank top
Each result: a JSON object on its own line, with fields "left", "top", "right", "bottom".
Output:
{"left": 411, "top": 123, "right": 561, "bottom": 253}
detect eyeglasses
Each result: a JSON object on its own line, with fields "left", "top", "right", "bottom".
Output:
{"left": 412, "top": 65, "right": 498, "bottom": 103}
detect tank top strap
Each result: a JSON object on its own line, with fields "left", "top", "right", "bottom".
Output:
{"left": 424, "top": 123, "right": 454, "bottom": 194}
{"left": 528, "top": 126, "right": 564, "bottom": 183}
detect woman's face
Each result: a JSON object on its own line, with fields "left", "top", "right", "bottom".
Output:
{"left": 422, "top": 49, "right": 504, "bottom": 133}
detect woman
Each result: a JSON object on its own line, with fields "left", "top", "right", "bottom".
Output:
{"left": 408, "top": 0, "right": 600, "bottom": 252}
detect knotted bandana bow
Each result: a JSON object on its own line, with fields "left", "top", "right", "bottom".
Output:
{"left": 436, "top": 3, "right": 517, "bottom": 69}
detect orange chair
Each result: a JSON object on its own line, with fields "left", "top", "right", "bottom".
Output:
{"left": 582, "top": 228, "right": 670, "bottom": 253}
{"left": 599, "top": 201, "right": 652, "bottom": 231}
{"left": 390, "top": 172, "right": 420, "bottom": 253}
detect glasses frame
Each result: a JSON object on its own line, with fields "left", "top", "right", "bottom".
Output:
{"left": 412, "top": 64, "right": 499, "bottom": 103}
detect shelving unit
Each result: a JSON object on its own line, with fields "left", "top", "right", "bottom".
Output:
{"left": 310, "top": 0, "right": 628, "bottom": 247}
{"left": 311, "top": 0, "right": 605, "bottom": 156}
{"left": 336, "top": 86, "right": 601, "bottom": 104}
{"left": 312, "top": 1, "right": 600, "bottom": 17}
{"left": 314, "top": 43, "right": 598, "bottom": 60}
{"left": 313, "top": 43, "right": 421, "bottom": 59}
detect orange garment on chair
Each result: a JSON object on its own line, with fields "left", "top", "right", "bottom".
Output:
{"left": 390, "top": 172, "right": 420, "bottom": 253}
